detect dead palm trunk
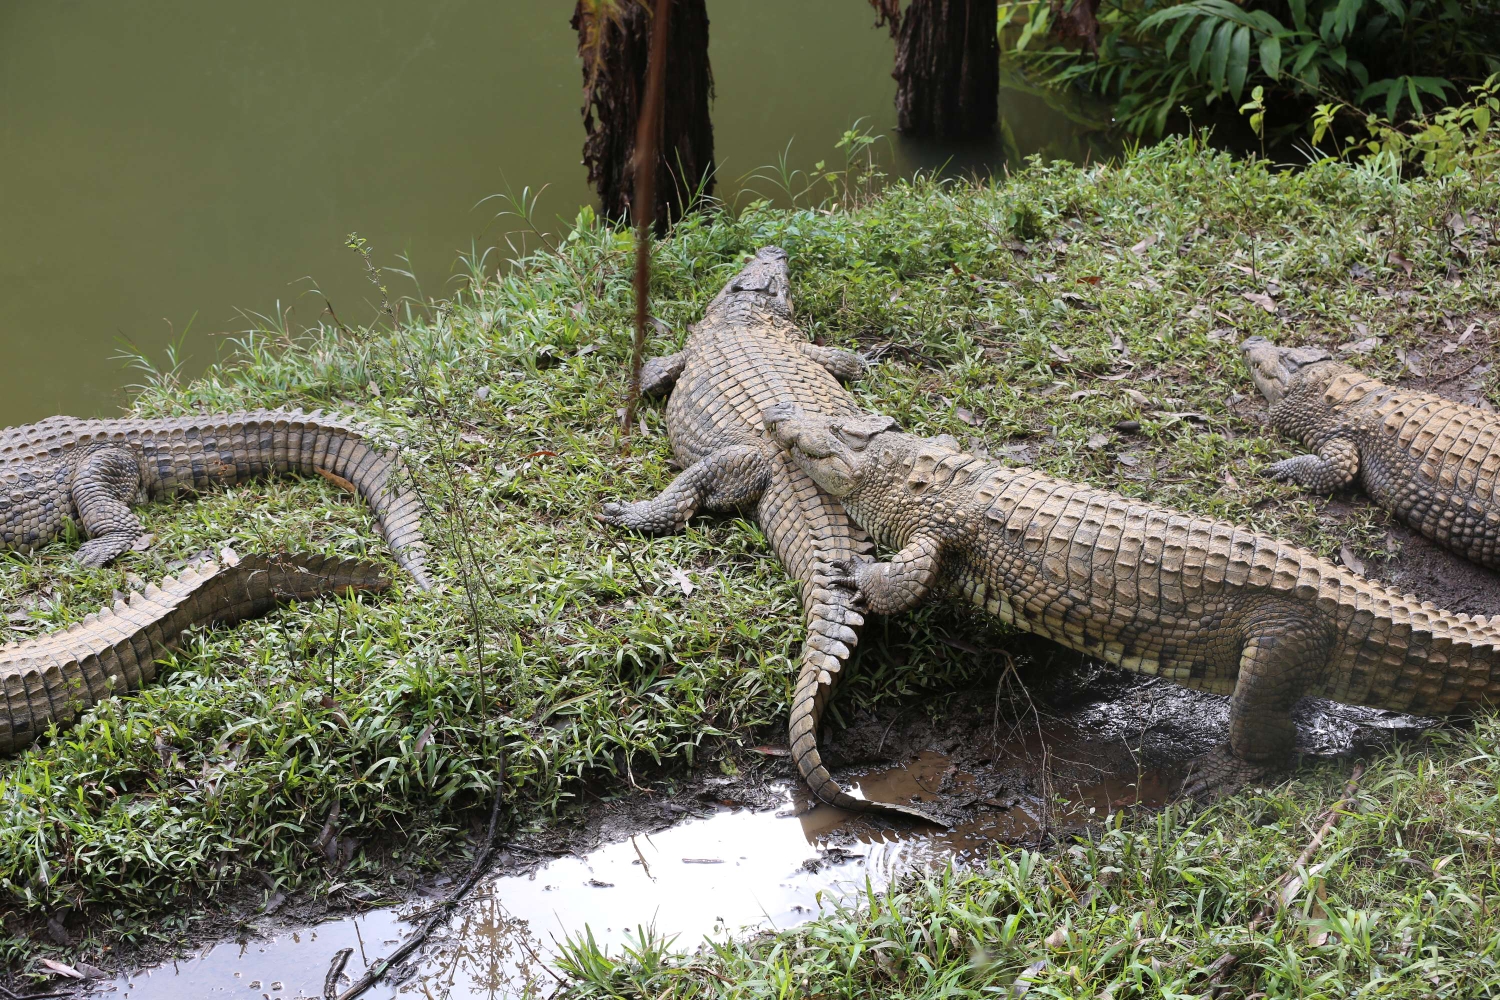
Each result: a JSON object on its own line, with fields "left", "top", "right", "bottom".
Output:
{"left": 572, "top": 0, "right": 714, "bottom": 227}
{"left": 872, "top": 0, "right": 1000, "bottom": 139}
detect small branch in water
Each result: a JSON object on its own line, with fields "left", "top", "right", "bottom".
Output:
{"left": 337, "top": 785, "right": 506, "bottom": 1000}
{"left": 620, "top": 0, "right": 673, "bottom": 441}
{"left": 323, "top": 947, "right": 353, "bottom": 999}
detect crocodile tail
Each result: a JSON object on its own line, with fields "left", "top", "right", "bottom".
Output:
{"left": 0, "top": 552, "right": 389, "bottom": 754}
{"left": 758, "top": 457, "right": 945, "bottom": 824}
{"left": 134, "top": 410, "right": 433, "bottom": 590}
{"left": 1325, "top": 570, "right": 1500, "bottom": 716}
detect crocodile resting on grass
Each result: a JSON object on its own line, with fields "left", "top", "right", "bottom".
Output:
{"left": 0, "top": 552, "right": 389, "bottom": 753}
{"left": 0, "top": 410, "right": 432, "bottom": 589}
{"left": 597, "top": 246, "right": 932, "bottom": 820}
{"left": 1243, "top": 337, "right": 1500, "bottom": 572}
{"left": 765, "top": 404, "right": 1500, "bottom": 791}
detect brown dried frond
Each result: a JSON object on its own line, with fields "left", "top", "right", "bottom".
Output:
{"left": 867, "top": 0, "right": 902, "bottom": 37}
{"left": 1049, "top": 0, "right": 1101, "bottom": 54}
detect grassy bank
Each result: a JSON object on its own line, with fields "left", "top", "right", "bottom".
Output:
{"left": 1, "top": 134, "right": 1497, "bottom": 988}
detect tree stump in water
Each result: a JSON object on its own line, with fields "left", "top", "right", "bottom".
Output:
{"left": 572, "top": 0, "right": 714, "bottom": 227}
{"left": 889, "top": 0, "right": 998, "bottom": 139}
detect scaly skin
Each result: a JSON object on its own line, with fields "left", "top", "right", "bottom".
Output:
{"left": 0, "top": 552, "right": 389, "bottom": 753}
{"left": 598, "top": 247, "right": 932, "bottom": 821}
{"left": 1243, "top": 337, "right": 1500, "bottom": 571}
{"left": 765, "top": 405, "right": 1500, "bottom": 793}
{"left": 0, "top": 410, "right": 432, "bottom": 589}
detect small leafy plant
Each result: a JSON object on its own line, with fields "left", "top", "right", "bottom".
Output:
{"left": 1002, "top": 0, "right": 1500, "bottom": 138}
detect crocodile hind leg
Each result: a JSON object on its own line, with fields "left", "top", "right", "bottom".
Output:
{"left": 1185, "top": 617, "right": 1332, "bottom": 799}
{"left": 70, "top": 446, "right": 146, "bottom": 567}
{"left": 1267, "top": 436, "right": 1360, "bottom": 493}
{"left": 599, "top": 444, "right": 770, "bottom": 535}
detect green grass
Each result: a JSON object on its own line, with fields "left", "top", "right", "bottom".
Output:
{"left": 1, "top": 131, "right": 1497, "bottom": 992}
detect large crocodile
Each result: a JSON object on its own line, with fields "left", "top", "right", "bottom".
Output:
{"left": 597, "top": 246, "right": 929, "bottom": 819}
{"left": 764, "top": 404, "right": 1500, "bottom": 791}
{"left": 1, "top": 552, "right": 389, "bottom": 753}
{"left": 1243, "top": 337, "right": 1500, "bottom": 571}
{"left": 0, "top": 410, "right": 432, "bottom": 589}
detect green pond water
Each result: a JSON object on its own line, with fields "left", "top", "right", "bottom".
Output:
{"left": 0, "top": 1, "right": 1105, "bottom": 428}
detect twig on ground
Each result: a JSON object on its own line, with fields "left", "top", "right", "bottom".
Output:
{"left": 1206, "top": 762, "right": 1366, "bottom": 989}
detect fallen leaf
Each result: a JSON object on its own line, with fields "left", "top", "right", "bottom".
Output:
{"left": 1340, "top": 544, "right": 1367, "bottom": 576}
{"left": 473, "top": 385, "right": 491, "bottom": 401}
{"left": 1223, "top": 469, "right": 1240, "bottom": 489}
{"left": 261, "top": 890, "right": 287, "bottom": 915}
{"left": 1069, "top": 390, "right": 1102, "bottom": 401}
{"left": 1116, "top": 454, "right": 1140, "bottom": 467}
{"left": 1350, "top": 262, "right": 1371, "bottom": 279}
{"left": 41, "top": 958, "right": 84, "bottom": 979}
{"left": 1242, "top": 291, "right": 1278, "bottom": 314}
{"left": 954, "top": 406, "right": 981, "bottom": 426}
{"left": 751, "top": 745, "right": 790, "bottom": 757}
{"left": 1086, "top": 433, "right": 1110, "bottom": 450}
{"left": 367, "top": 380, "right": 382, "bottom": 398}
{"left": 522, "top": 450, "right": 559, "bottom": 459}
{"left": 668, "top": 567, "right": 695, "bottom": 597}
{"left": 1123, "top": 389, "right": 1149, "bottom": 406}
{"left": 1459, "top": 322, "right": 1479, "bottom": 344}
{"left": 1443, "top": 341, "right": 1459, "bottom": 354}
{"left": 414, "top": 722, "right": 436, "bottom": 753}
{"left": 1049, "top": 343, "right": 1072, "bottom": 363}
{"left": 1395, "top": 348, "right": 1426, "bottom": 377}
{"left": 576, "top": 343, "right": 599, "bottom": 356}
{"left": 1130, "top": 233, "right": 1159, "bottom": 257}
{"left": 1338, "top": 336, "right": 1380, "bottom": 354}
{"left": 1388, "top": 251, "right": 1414, "bottom": 276}
{"left": 1078, "top": 275, "right": 1102, "bottom": 285}
{"left": 1044, "top": 924, "right": 1070, "bottom": 949}
{"left": 682, "top": 858, "right": 724, "bottom": 864}
{"left": 131, "top": 533, "right": 156, "bottom": 552}
{"left": 314, "top": 466, "right": 358, "bottom": 493}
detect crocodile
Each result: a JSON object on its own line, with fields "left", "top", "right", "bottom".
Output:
{"left": 0, "top": 410, "right": 433, "bottom": 589}
{"left": 1243, "top": 336, "right": 1500, "bottom": 571}
{"left": 597, "top": 246, "right": 931, "bottom": 819}
{"left": 1, "top": 551, "right": 389, "bottom": 753}
{"left": 764, "top": 404, "right": 1500, "bottom": 790}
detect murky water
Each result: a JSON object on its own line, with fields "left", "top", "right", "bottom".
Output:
{"left": 98, "top": 752, "right": 1165, "bottom": 999}
{"left": 0, "top": 1, "right": 1105, "bottom": 429}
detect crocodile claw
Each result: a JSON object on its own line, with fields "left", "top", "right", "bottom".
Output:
{"left": 1181, "top": 746, "right": 1278, "bottom": 801}
{"left": 1266, "top": 457, "right": 1303, "bottom": 482}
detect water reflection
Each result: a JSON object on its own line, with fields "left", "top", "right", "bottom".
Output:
{"left": 0, "top": 0, "right": 1108, "bottom": 427}
{"left": 107, "top": 750, "right": 1165, "bottom": 999}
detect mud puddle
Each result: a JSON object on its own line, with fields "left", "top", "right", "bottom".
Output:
{"left": 95, "top": 748, "right": 1168, "bottom": 999}
{"left": 90, "top": 649, "right": 1432, "bottom": 999}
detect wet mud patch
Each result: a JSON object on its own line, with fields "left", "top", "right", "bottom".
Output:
{"left": 77, "top": 636, "right": 1438, "bottom": 998}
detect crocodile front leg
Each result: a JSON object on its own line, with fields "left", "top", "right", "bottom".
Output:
{"left": 599, "top": 444, "right": 771, "bottom": 535}
{"left": 640, "top": 352, "right": 686, "bottom": 397}
{"left": 1266, "top": 436, "right": 1360, "bottom": 493}
{"left": 71, "top": 446, "right": 146, "bottom": 567}
{"left": 798, "top": 344, "right": 866, "bottom": 382}
{"left": 833, "top": 533, "right": 945, "bottom": 615}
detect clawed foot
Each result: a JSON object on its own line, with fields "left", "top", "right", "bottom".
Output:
{"left": 1265, "top": 456, "right": 1304, "bottom": 482}
{"left": 74, "top": 533, "right": 138, "bottom": 568}
{"left": 824, "top": 558, "right": 868, "bottom": 598}
{"left": 1182, "top": 746, "right": 1280, "bottom": 801}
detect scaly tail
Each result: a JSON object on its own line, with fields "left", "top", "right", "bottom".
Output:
{"left": 0, "top": 552, "right": 389, "bottom": 753}
{"left": 757, "top": 456, "right": 943, "bottom": 824}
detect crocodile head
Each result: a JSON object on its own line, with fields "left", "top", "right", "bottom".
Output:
{"left": 1241, "top": 337, "right": 1335, "bottom": 404}
{"left": 762, "top": 403, "right": 898, "bottom": 497}
{"left": 703, "top": 246, "right": 793, "bottom": 323}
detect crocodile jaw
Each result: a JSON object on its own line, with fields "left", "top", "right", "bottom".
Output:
{"left": 1242, "top": 337, "right": 1333, "bottom": 405}
{"left": 764, "top": 405, "right": 895, "bottom": 498}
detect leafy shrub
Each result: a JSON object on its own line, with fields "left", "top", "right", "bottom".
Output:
{"left": 1002, "top": 0, "right": 1500, "bottom": 137}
